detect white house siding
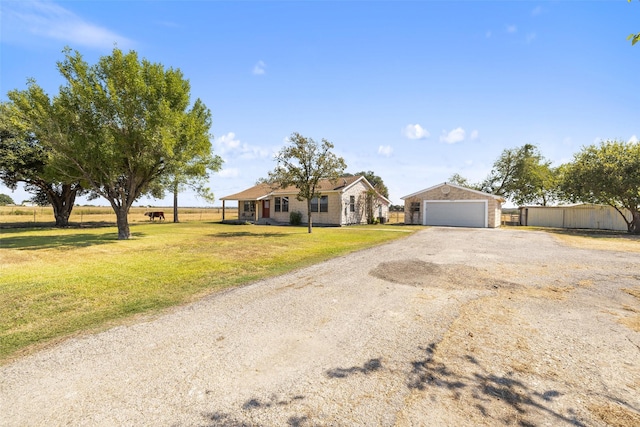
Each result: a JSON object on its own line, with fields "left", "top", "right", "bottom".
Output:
{"left": 341, "top": 181, "right": 368, "bottom": 225}
{"left": 404, "top": 186, "right": 502, "bottom": 228}
{"left": 522, "top": 205, "right": 631, "bottom": 231}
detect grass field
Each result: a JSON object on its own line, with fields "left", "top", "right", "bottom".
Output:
{"left": 0, "top": 205, "right": 407, "bottom": 226}
{"left": 0, "top": 205, "right": 235, "bottom": 225}
{"left": 0, "top": 221, "right": 419, "bottom": 363}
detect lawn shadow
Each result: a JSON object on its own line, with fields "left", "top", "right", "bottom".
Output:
{"left": 0, "top": 231, "right": 145, "bottom": 250}
{"left": 213, "top": 232, "right": 291, "bottom": 238}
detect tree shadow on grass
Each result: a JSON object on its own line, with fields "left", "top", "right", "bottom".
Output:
{"left": 212, "top": 232, "right": 291, "bottom": 238}
{"left": 0, "top": 231, "right": 145, "bottom": 250}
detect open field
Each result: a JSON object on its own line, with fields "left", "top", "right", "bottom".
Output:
{"left": 520, "top": 226, "right": 640, "bottom": 253}
{"left": 0, "top": 205, "right": 407, "bottom": 226}
{"left": 0, "top": 222, "right": 419, "bottom": 362}
{"left": 0, "top": 205, "right": 235, "bottom": 226}
{"left": 1, "top": 227, "right": 638, "bottom": 426}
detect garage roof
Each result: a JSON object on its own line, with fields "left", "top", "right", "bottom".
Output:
{"left": 401, "top": 182, "right": 505, "bottom": 202}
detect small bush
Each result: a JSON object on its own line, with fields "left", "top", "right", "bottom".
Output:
{"left": 290, "top": 211, "right": 302, "bottom": 225}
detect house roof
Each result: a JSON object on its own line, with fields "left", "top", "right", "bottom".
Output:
{"left": 401, "top": 182, "right": 505, "bottom": 202}
{"left": 221, "top": 175, "right": 390, "bottom": 204}
{"left": 219, "top": 183, "right": 273, "bottom": 201}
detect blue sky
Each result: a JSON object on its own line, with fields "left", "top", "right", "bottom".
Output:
{"left": 1, "top": 0, "right": 638, "bottom": 207}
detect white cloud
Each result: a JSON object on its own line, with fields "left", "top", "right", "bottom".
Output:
{"left": 485, "top": 31, "right": 492, "bottom": 39}
{"left": 629, "top": 135, "right": 639, "bottom": 143}
{"left": 2, "top": 0, "right": 133, "bottom": 49}
{"left": 440, "top": 127, "right": 466, "bottom": 144}
{"left": 526, "top": 32, "right": 537, "bottom": 44}
{"left": 216, "top": 132, "right": 241, "bottom": 153}
{"left": 531, "top": 6, "right": 542, "bottom": 17}
{"left": 214, "top": 132, "right": 270, "bottom": 159}
{"left": 506, "top": 24, "right": 517, "bottom": 34}
{"left": 469, "top": 130, "right": 479, "bottom": 140}
{"left": 378, "top": 145, "right": 393, "bottom": 157}
{"left": 218, "top": 168, "right": 239, "bottom": 178}
{"left": 253, "top": 60, "right": 266, "bottom": 75}
{"left": 402, "top": 124, "right": 430, "bottom": 140}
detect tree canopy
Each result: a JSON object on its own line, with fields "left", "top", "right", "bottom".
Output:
{"left": 151, "top": 98, "right": 223, "bottom": 222}
{"left": 351, "top": 170, "right": 389, "bottom": 199}
{"left": 266, "top": 132, "right": 346, "bottom": 233}
{"left": 479, "top": 144, "right": 558, "bottom": 206}
{"left": 559, "top": 139, "right": 640, "bottom": 234}
{"left": 0, "top": 193, "right": 14, "bottom": 205}
{"left": 0, "top": 97, "right": 84, "bottom": 226}
{"left": 7, "top": 47, "right": 217, "bottom": 239}
{"left": 448, "top": 144, "right": 558, "bottom": 206}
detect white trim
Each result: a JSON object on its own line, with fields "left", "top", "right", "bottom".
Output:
{"left": 423, "top": 199, "right": 488, "bottom": 228}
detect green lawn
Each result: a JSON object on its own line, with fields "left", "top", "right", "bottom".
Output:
{"left": 0, "top": 222, "right": 419, "bottom": 362}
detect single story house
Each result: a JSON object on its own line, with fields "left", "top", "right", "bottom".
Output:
{"left": 401, "top": 182, "right": 504, "bottom": 228}
{"left": 220, "top": 175, "right": 390, "bottom": 226}
{"left": 519, "top": 204, "right": 632, "bottom": 232}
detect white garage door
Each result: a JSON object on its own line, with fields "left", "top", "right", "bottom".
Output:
{"left": 423, "top": 201, "right": 487, "bottom": 228}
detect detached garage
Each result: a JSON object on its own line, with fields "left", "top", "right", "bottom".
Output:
{"left": 401, "top": 183, "right": 504, "bottom": 228}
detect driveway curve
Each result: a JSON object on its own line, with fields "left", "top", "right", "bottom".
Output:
{"left": 1, "top": 228, "right": 639, "bottom": 426}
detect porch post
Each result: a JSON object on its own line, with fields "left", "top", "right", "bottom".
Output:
{"left": 222, "top": 200, "right": 225, "bottom": 221}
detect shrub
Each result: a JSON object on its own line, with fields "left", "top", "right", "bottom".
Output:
{"left": 290, "top": 211, "right": 302, "bottom": 225}
{"left": 0, "top": 194, "right": 14, "bottom": 206}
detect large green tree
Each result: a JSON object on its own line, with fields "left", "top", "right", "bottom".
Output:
{"left": 479, "top": 144, "right": 558, "bottom": 206}
{"left": 0, "top": 100, "right": 83, "bottom": 226}
{"left": 559, "top": 139, "right": 640, "bottom": 234}
{"left": 152, "top": 99, "right": 223, "bottom": 223}
{"left": 8, "top": 47, "right": 216, "bottom": 239}
{"left": 266, "top": 132, "right": 346, "bottom": 233}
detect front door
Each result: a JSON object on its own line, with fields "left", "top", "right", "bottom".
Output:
{"left": 262, "top": 200, "right": 270, "bottom": 218}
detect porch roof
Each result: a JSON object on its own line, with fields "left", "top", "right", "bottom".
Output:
{"left": 220, "top": 176, "right": 363, "bottom": 201}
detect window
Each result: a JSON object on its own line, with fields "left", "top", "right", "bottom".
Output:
{"left": 274, "top": 197, "right": 289, "bottom": 212}
{"left": 310, "top": 196, "right": 328, "bottom": 212}
{"left": 350, "top": 195, "right": 355, "bottom": 212}
{"left": 410, "top": 202, "right": 420, "bottom": 212}
{"left": 319, "top": 196, "right": 328, "bottom": 212}
{"left": 243, "top": 201, "right": 255, "bottom": 212}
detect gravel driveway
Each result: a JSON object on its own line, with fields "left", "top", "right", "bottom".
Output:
{"left": 1, "top": 227, "right": 639, "bottom": 426}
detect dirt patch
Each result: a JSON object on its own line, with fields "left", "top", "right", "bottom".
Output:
{"left": 589, "top": 403, "right": 640, "bottom": 427}
{"left": 369, "top": 259, "right": 516, "bottom": 290}
{"left": 548, "top": 230, "right": 640, "bottom": 253}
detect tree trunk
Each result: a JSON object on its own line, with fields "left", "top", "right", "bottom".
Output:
{"left": 115, "top": 207, "right": 131, "bottom": 240}
{"left": 307, "top": 198, "right": 313, "bottom": 233}
{"left": 47, "top": 184, "right": 78, "bottom": 227}
{"left": 629, "top": 209, "right": 640, "bottom": 234}
{"left": 173, "top": 183, "right": 179, "bottom": 223}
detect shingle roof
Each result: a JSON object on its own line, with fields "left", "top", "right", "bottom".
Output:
{"left": 401, "top": 182, "right": 505, "bottom": 202}
{"left": 220, "top": 176, "right": 364, "bottom": 201}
